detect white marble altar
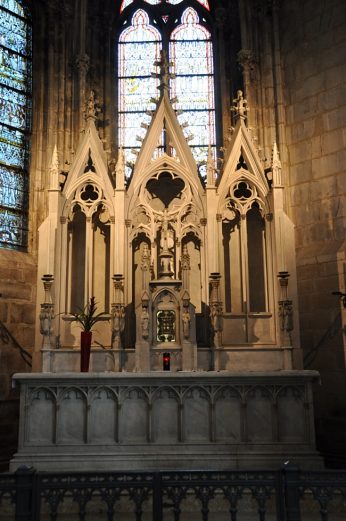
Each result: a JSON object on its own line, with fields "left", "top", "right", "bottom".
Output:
{"left": 10, "top": 371, "right": 322, "bottom": 472}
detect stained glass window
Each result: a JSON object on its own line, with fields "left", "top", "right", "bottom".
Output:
{"left": 0, "top": 0, "right": 31, "bottom": 249}
{"left": 118, "top": 9, "right": 161, "bottom": 176}
{"left": 118, "top": 0, "right": 215, "bottom": 178}
{"left": 120, "top": 0, "right": 210, "bottom": 13}
{"left": 170, "top": 7, "right": 215, "bottom": 174}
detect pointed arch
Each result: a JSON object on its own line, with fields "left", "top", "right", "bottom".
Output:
{"left": 0, "top": 0, "right": 32, "bottom": 249}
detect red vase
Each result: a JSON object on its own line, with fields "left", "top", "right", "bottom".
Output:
{"left": 80, "top": 331, "right": 92, "bottom": 372}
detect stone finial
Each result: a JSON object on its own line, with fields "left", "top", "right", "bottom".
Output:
{"left": 85, "top": 90, "right": 100, "bottom": 121}
{"left": 206, "top": 145, "right": 217, "bottom": 186}
{"left": 49, "top": 145, "right": 60, "bottom": 190}
{"left": 115, "top": 146, "right": 125, "bottom": 189}
{"left": 153, "top": 50, "right": 176, "bottom": 93}
{"left": 231, "top": 90, "right": 248, "bottom": 120}
{"left": 271, "top": 141, "right": 282, "bottom": 186}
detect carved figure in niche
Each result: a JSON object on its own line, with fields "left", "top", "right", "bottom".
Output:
{"left": 211, "top": 303, "right": 223, "bottom": 333}
{"left": 141, "top": 307, "right": 149, "bottom": 339}
{"left": 279, "top": 300, "right": 294, "bottom": 343}
{"left": 182, "top": 308, "right": 190, "bottom": 339}
{"left": 158, "top": 209, "right": 175, "bottom": 277}
{"left": 39, "top": 304, "right": 54, "bottom": 348}
{"left": 160, "top": 209, "right": 174, "bottom": 253}
{"left": 232, "top": 89, "right": 248, "bottom": 118}
{"left": 112, "top": 304, "right": 125, "bottom": 349}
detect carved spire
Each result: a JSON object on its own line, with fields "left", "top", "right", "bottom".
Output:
{"left": 206, "top": 145, "right": 217, "bottom": 187}
{"left": 115, "top": 146, "right": 125, "bottom": 189}
{"left": 49, "top": 144, "right": 60, "bottom": 190}
{"left": 231, "top": 90, "right": 249, "bottom": 120}
{"left": 271, "top": 141, "right": 282, "bottom": 186}
{"left": 153, "top": 49, "right": 176, "bottom": 94}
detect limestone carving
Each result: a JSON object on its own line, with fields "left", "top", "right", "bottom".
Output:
{"left": 182, "top": 308, "right": 191, "bottom": 339}
{"left": 231, "top": 90, "right": 248, "bottom": 119}
{"left": 141, "top": 306, "right": 150, "bottom": 339}
{"left": 111, "top": 304, "right": 125, "bottom": 349}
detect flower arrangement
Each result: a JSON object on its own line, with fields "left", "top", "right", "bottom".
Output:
{"left": 69, "top": 296, "right": 109, "bottom": 332}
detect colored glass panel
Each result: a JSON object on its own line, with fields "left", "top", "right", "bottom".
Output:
{"left": 118, "top": 9, "right": 161, "bottom": 176}
{"left": 118, "top": 3, "right": 215, "bottom": 178}
{"left": 170, "top": 7, "right": 215, "bottom": 175}
{"left": 0, "top": 0, "right": 31, "bottom": 249}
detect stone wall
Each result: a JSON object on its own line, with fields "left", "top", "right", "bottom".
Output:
{"left": 0, "top": 249, "right": 36, "bottom": 394}
{"left": 280, "top": 0, "right": 346, "bottom": 455}
{"left": 0, "top": 249, "right": 36, "bottom": 468}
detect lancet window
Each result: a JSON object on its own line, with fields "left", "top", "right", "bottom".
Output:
{"left": 0, "top": 0, "right": 31, "bottom": 249}
{"left": 117, "top": 0, "right": 215, "bottom": 178}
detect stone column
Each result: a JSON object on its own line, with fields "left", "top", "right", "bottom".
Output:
{"left": 110, "top": 275, "right": 125, "bottom": 371}
{"left": 209, "top": 273, "right": 223, "bottom": 370}
{"left": 40, "top": 275, "right": 55, "bottom": 372}
{"left": 278, "top": 271, "right": 294, "bottom": 369}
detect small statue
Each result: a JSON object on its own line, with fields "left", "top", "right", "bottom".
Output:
{"left": 112, "top": 304, "right": 125, "bottom": 349}
{"left": 232, "top": 90, "right": 248, "bottom": 118}
{"left": 141, "top": 307, "right": 149, "bottom": 339}
{"left": 39, "top": 304, "right": 54, "bottom": 349}
{"left": 211, "top": 303, "right": 223, "bottom": 333}
{"left": 182, "top": 308, "right": 190, "bottom": 339}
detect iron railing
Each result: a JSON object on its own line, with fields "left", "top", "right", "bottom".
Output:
{"left": 0, "top": 466, "right": 346, "bottom": 520}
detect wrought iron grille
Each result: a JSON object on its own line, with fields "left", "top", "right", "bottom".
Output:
{"left": 0, "top": 467, "right": 346, "bottom": 520}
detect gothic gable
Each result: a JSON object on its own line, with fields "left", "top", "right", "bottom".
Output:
{"left": 62, "top": 107, "right": 113, "bottom": 208}
{"left": 218, "top": 116, "right": 269, "bottom": 204}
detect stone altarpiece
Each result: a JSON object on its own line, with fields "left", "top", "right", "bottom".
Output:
{"left": 34, "top": 61, "right": 300, "bottom": 375}
{"left": 11, "top": 10, "right": 321, "bottom": 472}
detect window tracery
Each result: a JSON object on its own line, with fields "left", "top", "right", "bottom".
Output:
{"left": 0, "top": 0, "right": 31, "bottom": 249}
{"left": 120, "top": 0, "right": 210, "bottom": 13}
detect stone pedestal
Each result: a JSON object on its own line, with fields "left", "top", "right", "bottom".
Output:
{"left": 11, "top": 371, "right": 322, "bottom": 472}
